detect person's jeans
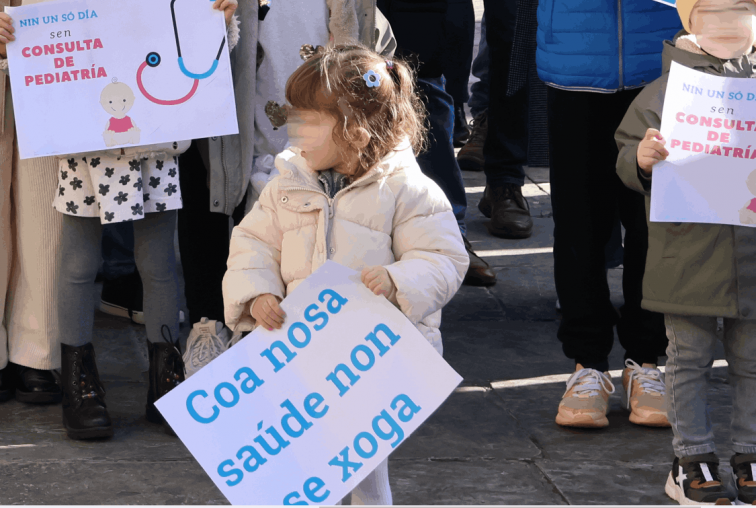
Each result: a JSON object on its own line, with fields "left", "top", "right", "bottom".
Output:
{"left": 481, "top": 0, "right": 526, "bottom": 188}
{"left": 101, "top": 223, "right": 136, "bottom": 281}
{"left": 469, "top": 13, "right": 489, "bottom": 118}
{"left": 665, "top": 314, "right": 756, "bottom": 458}
{"left": 415, "top": 77, "right": 467, "bottom": 236}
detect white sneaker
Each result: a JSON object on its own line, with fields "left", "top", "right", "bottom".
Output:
{"left": 182, "top": 318, "right": 231, "bottom": 378}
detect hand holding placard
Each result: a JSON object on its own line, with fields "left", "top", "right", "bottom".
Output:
{"left": 637, "top": 128, "right": 669, "bottom": 175}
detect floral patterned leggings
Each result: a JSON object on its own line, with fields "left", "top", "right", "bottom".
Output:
{"left": 58, "top": 211, "right": 180, "bottom": 347}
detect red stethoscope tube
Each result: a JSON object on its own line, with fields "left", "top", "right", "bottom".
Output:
{"left": 136, "top": 60, "right": 199, "bottom": 106}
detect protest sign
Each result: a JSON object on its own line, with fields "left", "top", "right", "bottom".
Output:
{"left": 651, "top": 61, "right": 756, "bottom": 227}
{"left": 155, "top": 261, "right": 463, "bottom": 505}
{"left": 5, "top": 0, "right": 238, "bottom": 159}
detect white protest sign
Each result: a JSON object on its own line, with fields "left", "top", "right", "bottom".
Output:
{"left": 6, "top": 0, "right": 238, "bottom": 159}
{"left": 651, "top": 61, "right": 756, "bottom": 227}
{"left": 156, "top": 261, "right": 463, "bottom": 505}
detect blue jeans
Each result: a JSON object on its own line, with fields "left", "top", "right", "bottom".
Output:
{"left": 416, "top": 77, "right": 467, "bottom": 236}
{"left": 469, "top": 13, "right": 489, "bottom": 118}
{"left": 101, "top": 222, "right": 136, "bottom": 280}
{"left": 665, "top": 314, "right": 756, "bottom": 457}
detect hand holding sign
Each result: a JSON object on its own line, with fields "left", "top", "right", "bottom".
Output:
{"left": 251, "top": 294, "right": 286, "bottom": 331}
{"left": 637, "top": 128, "right": 669, "bottom": 175}
{"left": 0, "top": 12, "right": 15, "bottom": 57}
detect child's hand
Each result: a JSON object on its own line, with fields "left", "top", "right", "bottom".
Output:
{"left": 637, "top": 128, "right": 668, "bottom": 176}
{"left": 0, "top": 13, "right": 16, "bottom": 59}
{"left": 361, "top": 266, "right": 396, "bottom": 299}
{"left": 212, "top": 0, "right": 237, "bottom": 26}
{"left": 251, "top": 293, "right": 285, "bottom": 331}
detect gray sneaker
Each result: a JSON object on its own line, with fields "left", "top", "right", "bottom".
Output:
{"left": 182, "top": 318, "right": 231, "bottom": 378}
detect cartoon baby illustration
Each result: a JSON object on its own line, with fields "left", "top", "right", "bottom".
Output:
{"left": 739, "top": 169, "right": 756, "bottom": 224}
{"left": 100, "top": 79, "right": 141, "bottom": 147}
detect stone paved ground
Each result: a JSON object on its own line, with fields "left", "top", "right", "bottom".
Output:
{"left": 0, "top": 2, "right": 734, "bottom": 505}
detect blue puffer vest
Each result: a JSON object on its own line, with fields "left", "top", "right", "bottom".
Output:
{"left": 536, "top": 0, "right": 682, "bottom": 92}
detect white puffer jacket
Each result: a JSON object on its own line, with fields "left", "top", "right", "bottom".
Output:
{"left": 223, "top": 141, "right": 469, "bottom": 353}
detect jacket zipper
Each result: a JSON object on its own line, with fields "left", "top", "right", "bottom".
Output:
{"left": 280, "top": 185, "right": 346, "bottom": 259}
{"left": 617, "top": 0, "right": 624, "bottom": 89}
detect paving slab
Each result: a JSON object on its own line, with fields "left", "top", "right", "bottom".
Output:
{"left": 390, "top": 459, "right": 566, "bottom": 505}
{"left": 393, "top": 390, "right": 540, "bottom": 461}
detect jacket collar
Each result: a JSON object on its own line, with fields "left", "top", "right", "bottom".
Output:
{"left": 274, "top": 138, "right": 416, "bottom": 193}
{"left": 662, "top": 30, "right": 756, "bottom": 78}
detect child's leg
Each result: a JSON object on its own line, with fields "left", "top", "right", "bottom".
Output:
{"left": 57, "top": 215, "right": 103, "bottom": 346}
{"left": 722, "top": 318, "right": 756, "bottom": 455}
{"left": 350, "top": 458, "right": 392, "bottom": 505}
{"left": 665, "top": 314, "right": 719, "bottom": 457}
{"left": 132, "top": 211, "right": 180, "bottom": 343}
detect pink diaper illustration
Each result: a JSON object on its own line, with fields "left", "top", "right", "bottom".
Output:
{"left": 101, "top": 79, "right": 141, "bottom": 147}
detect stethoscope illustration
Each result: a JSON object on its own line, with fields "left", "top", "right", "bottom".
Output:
{"left": 136, "top": 0, "right": 226, "bottom": 105}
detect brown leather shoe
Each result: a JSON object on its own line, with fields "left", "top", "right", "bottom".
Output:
{"left": 456, "top": 110, "right": 487, "bottom": 172}
{"left": 478, "top": 184, "right": 533, "bottom": 239}
{"left": 463, "top": 237, "right": 496, "bottom": 286}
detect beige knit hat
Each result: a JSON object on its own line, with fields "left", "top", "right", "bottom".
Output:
{"left": 676, "top": 0, "right": 697, "bottom": 33}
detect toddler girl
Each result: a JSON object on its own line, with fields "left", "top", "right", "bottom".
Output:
{"left": 223, "top": 45, "right": 469, "bottom": 504}
{"left": 49, "top": 0, "right": 240, "bottom": 440}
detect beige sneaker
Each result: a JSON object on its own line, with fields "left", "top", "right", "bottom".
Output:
{"left": 556, "top": 364, "right": 615, "bottom": 428}
{"left": 622, "top": 359, "right": 670, "bottom": 427}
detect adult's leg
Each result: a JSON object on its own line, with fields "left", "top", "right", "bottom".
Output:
{"left": 415, "top": 77, "right": 468, "bottom": 236}
{"left": 8, "top": 152, "right": 64, "bottom": 369}
{"left": 468, "top": 13, "right": 489, "bottom": 118}
{"left": 479, "top": 0, "right": 531, "bottom": 239}
{"left": 178, "top": 142, "right": 230, "bottom": 323}
{"left": 443, "top": 0, "right": 475, "bottom": 107}
{"left": 549, "top": 87, "right": 631, "bottom": 372}
{"left": 616, "top": 160, "right": 667, "bottom": 366}
{"left": 57, "top": 215, "right": 102, "bottom": 347}
{"left": 665, "top": 314, "right": 719, "bottom": 457}
{"left": 133, "top": 211, "right": 180, "bottom": 344}
{"left": 101, "top": 222, "right": 136, "bottom": 280}
{"left": 0, "top": 118, "right": 13, "bottom": 375}
{"left": 443, "top": 0, "right": 475, "bottom": 146}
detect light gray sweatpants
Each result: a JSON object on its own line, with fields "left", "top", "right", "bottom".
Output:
{"left": 58, "top": 212, "right": 180, "bottom": 347}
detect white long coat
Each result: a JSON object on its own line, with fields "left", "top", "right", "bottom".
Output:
{"left": 223, "top": 142, "right": 469, "bottom": 354}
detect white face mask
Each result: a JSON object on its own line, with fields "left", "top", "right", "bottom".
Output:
{"left": 691, "top": 0, "right": 756, "bottom": 59}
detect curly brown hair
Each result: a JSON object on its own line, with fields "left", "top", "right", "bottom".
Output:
{"left": 285, "top": 44, "right": 428, "bottom": 179}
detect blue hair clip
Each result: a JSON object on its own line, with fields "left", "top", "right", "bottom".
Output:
{"left": 363, "top": 69, "right": 381, "bottom": 88}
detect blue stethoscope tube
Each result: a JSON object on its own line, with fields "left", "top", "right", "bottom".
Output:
{"left": 171, "top": 0, "right": 226, "bottom": 80}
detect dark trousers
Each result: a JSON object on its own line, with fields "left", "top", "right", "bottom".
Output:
{"left": 548, "top": 87, "right": 667, "bottom": 370}
{"left": 416, "top": 77, "right": 468, "bottom": 236}
{"left": 177, "top": 141, "right": 244, "bottom": 324}
{"left": 481, "top": 0, "right": 527, "bottom": 187}
{"left": 442, "top": 0, "right": 475, "bottom": 107}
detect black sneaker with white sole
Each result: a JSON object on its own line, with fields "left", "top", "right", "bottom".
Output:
{"left": 665, "top": 454, "right": 734, "bottom": 505}
{"left": 731, "top": 453, "right": 756, "bottom": 505}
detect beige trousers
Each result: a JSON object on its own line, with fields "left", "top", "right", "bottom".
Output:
{"left": 0, "top": 109, "right": 63, "bottom": 370}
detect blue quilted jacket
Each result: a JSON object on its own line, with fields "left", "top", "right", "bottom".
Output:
{"left": 536, "top": 0, "right": 682, "bottom": 92}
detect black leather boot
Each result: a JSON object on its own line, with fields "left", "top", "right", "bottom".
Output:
{"left": 146, "top": 326, "right": 185, "bottom": 436}
{"left": 60, "top": 343, "right": 113, "bottom": 440}
{"left": 14, "top": 363, "right": 62, "bottom": 404}
{"left": 0, "top": 365, "right": 14, "bottom": 402}
{"left": 478, "top": 184, "right": 534, "bottom": 239}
